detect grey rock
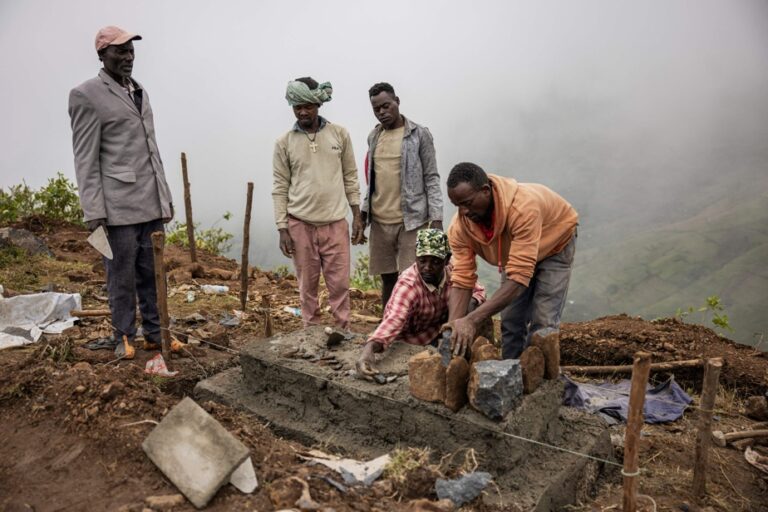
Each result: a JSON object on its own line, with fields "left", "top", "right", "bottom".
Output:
{"left": 469, "top": 360, "right": 523, "bottom": 420}
{"left": 438, "top": 329, "right": 452, "bottom": 367}
{"left": 435, "top": 471, "right": 493, "bottom": 506}
{"left": 0, "top": 227, "right": 52, "bottom": 257}
{"left": 219, "top": 313, "right": 240, "bottom": 327}
{"left": 142, "top": 397, "right": 249, "bottom": 508}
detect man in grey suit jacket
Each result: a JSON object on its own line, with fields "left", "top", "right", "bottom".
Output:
{"left": 69, "top": 26, "right": 175, "bottom": 359}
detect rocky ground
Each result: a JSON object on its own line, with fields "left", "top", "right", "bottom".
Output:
{"left": 0, "top": 220, "right": 766, "bottom": 511}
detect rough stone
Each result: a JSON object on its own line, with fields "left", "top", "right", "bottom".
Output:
{"left": 142, "top": 397, "right": 249, "bottom": 508}
{"left": 0, "top": 227, "right": 52, "bottom": 257}
{"left": 268, "top": 477, "right": 303, "bottom": 508}
{"left": 435, "top": 471, "right": 493, "bottom": 507}
{"left": 408, "top": 350, "right": 446, "bottom": 403}
{"left": 444, "top": 357, "right": 469, "bottom": 412}
{"left": 470, "top": 336, "right": 490, "bottom": 354}
{"left": 468, "top": 360, "right": 523, "bottom": 420}
{"left": 745, "top": 396, "right": 768, "bottom": 420}
{"left": 3, "top": 500, "right": 35, "bottom": 512}
{"left": 405, "top": 498, "right": 456, "bottom": 511}
{"left": 100, "top": 381, "right": 125, "bottom": 401}
{"left": 530, "top": 329, "right": 560, "bottom": 379}
{"left": 520, "top": 346, "right": 545, "bottom": 394}
{"left": 470, "top": 344, "right": 499, "bottom": 366}
{"left": 144, "top": 494, "right": 185, "bottom": 510}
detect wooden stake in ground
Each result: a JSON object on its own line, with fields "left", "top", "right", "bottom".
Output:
{"left": 240, "top": 182, "right": 254, "bottom": 311}
{"left": 181, "top": 152, "right": 197, "bottom": 264}
{"left": 262, "top": 294, "right": 273, "bottom": 338}
{"left": 151, "top": 231, "right": 172, "bottom": 365}
{"left": 562, "top": 358, "right": 703, "bottom": 375}
{"left": 623, "top": 351, "right": 651, "bottom": 512}
{"left": 692, "top": 357, "right": 723, "bottom": 499}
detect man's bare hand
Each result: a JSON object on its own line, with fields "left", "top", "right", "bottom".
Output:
{"left": 87, "top": 218, "right": 107, "bottom": 232}
{"left": 355, "top": 341, "right": 381, "bottom": 379}
{"left": 278, "top": 229, "right": 294, "bottom": 257}
{"left": 351, "top": 214, "right": 366, "bottom": 245}
{"left": 444, "top": 316, "right": 476, "bottom": 358}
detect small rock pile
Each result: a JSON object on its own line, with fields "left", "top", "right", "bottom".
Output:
{"left": 408, "top": 330, "right": 562, "bottom": 420}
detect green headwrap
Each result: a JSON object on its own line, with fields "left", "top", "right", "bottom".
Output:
{"left": 416, "top": 229, "right": 450, "bottom": 259}
{"left": 285, "top": 80, "right": 333, "bottom": 106}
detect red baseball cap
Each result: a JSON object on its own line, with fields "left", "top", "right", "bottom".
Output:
{"left": 95, "top": 26, "right": 142, "bottom": 51}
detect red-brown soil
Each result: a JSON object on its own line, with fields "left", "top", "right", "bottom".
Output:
{"left": 1, "top": 221, "right": 766, "bottom": 511}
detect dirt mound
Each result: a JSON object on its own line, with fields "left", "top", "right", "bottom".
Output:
{"left": 561, "top": 314, "right": 768, "bottom": 396}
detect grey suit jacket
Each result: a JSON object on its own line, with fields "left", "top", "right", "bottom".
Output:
{"left": 69, "top": 69, "right": 173, "bottom": 225}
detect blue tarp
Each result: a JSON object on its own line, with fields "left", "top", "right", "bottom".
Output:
{"left": 562, "top": 374, "right": 692, "bottom": 424}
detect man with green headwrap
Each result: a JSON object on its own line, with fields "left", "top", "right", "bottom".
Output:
{"left": 273, "top": 77, "right": 364, "bottom": 329}
{"left": 356, "top": 228, "right": 485, "bottom": 377}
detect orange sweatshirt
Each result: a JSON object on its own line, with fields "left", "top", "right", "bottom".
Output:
{"left": 447, "top": 174, "right": 578, "bottom": 289}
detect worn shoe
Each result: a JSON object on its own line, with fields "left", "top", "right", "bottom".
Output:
{"left": 114, "top": 336, "right": 135, "bottom": 360}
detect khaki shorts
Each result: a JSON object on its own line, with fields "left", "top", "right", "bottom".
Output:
{"left": 368, "top": 221, "right": 428, "bottom": 275}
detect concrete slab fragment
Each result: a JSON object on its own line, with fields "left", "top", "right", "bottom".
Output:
{"left": 230, "top": 456, "right": 258, "bottom": 494}
{"left": 142, "top": 397, "right": 249, "bottom": 509}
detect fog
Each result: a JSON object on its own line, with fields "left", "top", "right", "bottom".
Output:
{"left": 1, "top": 0, "right": 767, "bottom": 272}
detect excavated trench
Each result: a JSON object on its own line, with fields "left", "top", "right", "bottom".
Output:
{"left": 195, "top": 326, "right": 614, "bottom": 510}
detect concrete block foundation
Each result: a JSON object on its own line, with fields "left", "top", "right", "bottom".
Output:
{"left": 195, "top": 326, "right": 613, "bottom": 510}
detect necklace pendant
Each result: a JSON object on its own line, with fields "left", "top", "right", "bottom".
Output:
{"left": 309, "top": 141, "right": 318, "bottom": 153}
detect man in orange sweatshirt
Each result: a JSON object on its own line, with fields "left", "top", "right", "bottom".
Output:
{"left": 444, "top": 162, "right": 578, "bottom": 360}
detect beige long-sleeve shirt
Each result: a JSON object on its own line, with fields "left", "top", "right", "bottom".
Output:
{"left": 272, "top": 118, "right": 360, "bottom": 229}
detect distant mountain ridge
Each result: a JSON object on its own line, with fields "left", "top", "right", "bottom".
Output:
{"left": 477, "top": 172, "right": 768, "bottom": 348}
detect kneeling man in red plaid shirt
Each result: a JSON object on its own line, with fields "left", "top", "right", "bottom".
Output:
{"left": 356, "top": 228, "right": 485, "bottom": 377}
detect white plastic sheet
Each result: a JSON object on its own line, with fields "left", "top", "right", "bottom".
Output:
{"left": 0, "top": 292, "right": 82, "bottom": 349}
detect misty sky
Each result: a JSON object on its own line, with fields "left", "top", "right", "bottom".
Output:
{"left": 1, "top": 0, "right": 767, "bottom": 268}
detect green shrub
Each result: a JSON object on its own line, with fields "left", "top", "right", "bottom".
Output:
{"left": 350, "top": 252, "right": 381, "bottom": 291}
{"left": 676, "top": 295, "right": 734, "bottom": 333}
{"left": 166, "top": 212, "right": 234, "bottom": 256}
{"left": 271, "top": 264, "right": 292, "bottom": 278}
{"left": 0, "top": 173, "right": 83, "bottom": 225}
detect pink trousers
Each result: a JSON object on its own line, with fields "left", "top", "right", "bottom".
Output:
{"left": 288, "top": 217, "right": 351, "bottom": 329}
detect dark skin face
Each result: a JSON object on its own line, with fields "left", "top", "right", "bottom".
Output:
{"left": 99, "top": 41, "right": 135, "bottom": 84}
{"left": 370, "top": 91, "right": 403, "bottom": 130}
{"left": 447, "top": 181, "right": 494, "bottom": 226}
{"left": 292, "top": 103, "right": 321, "bottom": 132}
{"left": 416, "top": 255, "right": 449, "bottom": 287}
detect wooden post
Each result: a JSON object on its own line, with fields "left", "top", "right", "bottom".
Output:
{"left": 623, "top": 352, "right": 652, "bottom": 512}
{"left": 692, "top": 357, "right": 723, "bottom": 500}
{"left": 181, "top": 152, "right": 197, "bottom": 263}
{"left": 240, "top": 182, "right": 254, "bottom": 311}
{"left": 151, "top": 231, "right": 172, "bottom": 365}
{"left": 262, "top": 294, "right": 273, "bottom": 338}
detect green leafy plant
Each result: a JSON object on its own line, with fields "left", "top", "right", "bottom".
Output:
{"left": 350, "top": 252, "right": 381, "bottom": 291}
{"left": 271, "top": 264, "right": 292, "bottom": 279}
{"left": 676, "top": 295, "right": 733, "bottom": 333}
{"left": 166, "top": 212, "right": 234, "bottom": 256}
{"left": 0, "top": 173, "right": 82, "bottom": 224}
{"left": 0, "top": 246, "right": 26, "bottom": 268}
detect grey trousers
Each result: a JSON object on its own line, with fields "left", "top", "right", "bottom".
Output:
{"left": 500, "top": 233, "right": 577, "bottom": 359}
{"left": 104, "top": 219, "right": 163, "bottom": 343}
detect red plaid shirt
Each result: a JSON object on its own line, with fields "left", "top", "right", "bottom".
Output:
{"left": 368, "top": 263, "right": 486, "bottom": 349}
